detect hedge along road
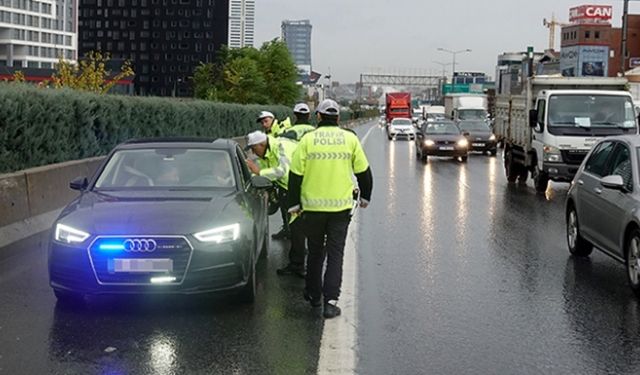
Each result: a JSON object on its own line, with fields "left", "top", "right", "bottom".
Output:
{"left": 0, "top": 120, "right": 377, "bottom": 375}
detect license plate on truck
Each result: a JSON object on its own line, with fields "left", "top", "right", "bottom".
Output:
{"left": 108, "top": 259, "right": 173, "bottom": 273}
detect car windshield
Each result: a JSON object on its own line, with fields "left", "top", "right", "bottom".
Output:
{"left": 392, "top": 119, "right": 412, "bottom": 126}
{"left": 548, "top": 94, "right": 637, "bottom": 129}
{"left": 458, "top": 109, "right": 487, "bottom": 120}
{"left": 94, "top": 148, "right": 235, "bottom": 190}
{"left": 424, "top": 123, "right": 459, "bottom": 135}
{"left": 458, "top": 121, "right": 490, "bottom": 132}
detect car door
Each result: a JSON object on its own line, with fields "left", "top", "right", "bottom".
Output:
{"left": 594, "top": 142, "right": 635, "bottom": 256}
{"left": 576, "top": 141, "right": 616, "bottom": 245}
{"left": 235, "top": 147, "right": 267, "bottom": 244}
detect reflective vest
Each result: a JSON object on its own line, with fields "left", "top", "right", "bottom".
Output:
{"left": 257, "top": 137, "right": 297, "bottom": 189}
{"left": 281, "top": 124, "right": 315, "bottom": 141}
{"left": 290, "top": 126, "right": 369, "bottom": 212}
{"left": 269, "top": 117, "right": 292, "bottom": 137}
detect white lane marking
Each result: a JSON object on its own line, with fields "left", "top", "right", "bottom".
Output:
{"left": 317, "top": 123, "right": 374, "bottom": 374}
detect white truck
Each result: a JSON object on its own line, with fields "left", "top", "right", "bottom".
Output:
{"left": 444, "top": 94, "right": 489, "bottom": 122}
{"left": 495, "top": 76, "right": 638, "bottom": 193}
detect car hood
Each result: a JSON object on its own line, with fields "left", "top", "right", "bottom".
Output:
{"left": 464, "top": 131, "right": 493, "bottom": 141}
{"left": 57, "top": 190, "right": 246, "bottom": 236}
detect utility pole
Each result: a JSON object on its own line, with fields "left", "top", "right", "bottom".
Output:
{"left": 437, "top": 48, "right": 471, "bottom": 93}
{"left": 621, "top": 0, "right": 630, "bottom": 75}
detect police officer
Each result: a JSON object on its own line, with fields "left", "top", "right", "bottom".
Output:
{"left": 281, "top": 103, "right": 316, "bottom": 141}
{"left": 245, "top": 131, "right": 297, "bottom": 240}
{"left": 257, "top": 111, "right": 291, "bottom": 137}
{"left": 288, "top": 99, "right": 373, "bottom": 319}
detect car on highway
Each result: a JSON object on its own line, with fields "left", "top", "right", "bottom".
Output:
{"left": 415, "top": 120, "right": 469, "bottom": 163}
{"left": 387, "top": 117, "right": 416, "bottom": 140}
{"left": 566, "top": 136, "right": 640, "bottom": 296}
{"left": 48, "top": 138, "right": 272, "bottom": 304}
{"left": 457, "top": 120, "right": 497, "bottom": 156}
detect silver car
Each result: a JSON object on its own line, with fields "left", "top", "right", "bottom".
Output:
{"left": 566, "top": 135, "right": 640, "bottom": 296}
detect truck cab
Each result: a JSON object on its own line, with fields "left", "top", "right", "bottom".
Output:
{"left": 529, "top": 90, "right": 637, "bottom": 189}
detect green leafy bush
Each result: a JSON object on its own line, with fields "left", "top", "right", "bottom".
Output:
{"left": 0, "top": 83, "right": 291, "bottom": 173}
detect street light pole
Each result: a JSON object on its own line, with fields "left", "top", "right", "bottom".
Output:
{"left": 437, "top": 48, "right": 472, "bottom": 92}
{"left": 433, "top": 61, "right": 452, "bottom": 78}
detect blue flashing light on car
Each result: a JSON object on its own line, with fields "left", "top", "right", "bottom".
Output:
{"left": 98, "top": 243, "right": 125, "bottom": 251}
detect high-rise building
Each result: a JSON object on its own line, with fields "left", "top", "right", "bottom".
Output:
{"left": 78, "top": 0, "right": 229, "bottom": 97}
{"left": 0, "top": 0, "right": 78, "bottom": 69}
{"left": 281, "top": 19, "right": 311, "bottom": 72}
{"left": 228, "top": 0, "right": 253, "bottom": 48}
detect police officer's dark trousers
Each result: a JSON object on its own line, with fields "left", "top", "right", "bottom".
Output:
{"left": 303, "top": 210, "right": 351, "bottom": 301}
{"left": 277, "top": 186, "right": 290, "bottom": 235}
{"left": 289, "top": 218, "right": 306, "bottom": 267}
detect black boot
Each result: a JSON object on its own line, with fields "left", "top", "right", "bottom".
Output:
{"left": 271, "top": 228, "right": 290, "bottom": 240}
{"left": 323, "top": 300, "right": 341, "bottom": 319}
{"left": 303, "top": 289, "right": 322, "bottom": 307}
{"left": 276, "top": 264, "right": 306, "bottom": 278}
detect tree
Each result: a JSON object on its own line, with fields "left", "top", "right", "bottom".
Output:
{"left": 49, "top": 51, "right": 134, "bottom": 94}
{"left": 191, "top": 40, "right": 300, "bottom": 105}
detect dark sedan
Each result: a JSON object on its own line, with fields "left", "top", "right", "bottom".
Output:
{"left": 457, "top": 120, "right": 497, "bottom": 156}
{"left": 48, "top": 138, "right": 272, "bottom": 304}
{"left": 415, "top": 121, "right": 469, "bottom": 163}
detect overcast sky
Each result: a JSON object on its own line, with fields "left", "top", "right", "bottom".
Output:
{"left": 254, "top": 0, "right": 640, "bottom": 83}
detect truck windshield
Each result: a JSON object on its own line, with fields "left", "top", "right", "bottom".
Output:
{"left": 548, "top": 95, "right": 637, "bottom": 129}
{"left": 458, "top": 109, "right": 487, "bottom": 121}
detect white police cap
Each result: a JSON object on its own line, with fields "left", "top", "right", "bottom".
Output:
{"left": 246, "top": 131, "right": 268, "bottom": 148}
{"left": 315, "top": 99, "right": 340, "bottom": 115}
{"left": 293, "top": 103, "right": 311, "bottom": 114}
{"left": 256, "top": 111, "right": 275, "bottom": 122}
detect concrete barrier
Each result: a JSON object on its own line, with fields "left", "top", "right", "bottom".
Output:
{"left": 0, "top": 157, "right": 105, "bottom": 230}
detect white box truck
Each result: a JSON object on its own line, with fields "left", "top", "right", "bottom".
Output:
{"left": 443, "top": 94, "right": 489, "bottom": 122}
{"left": 494, "top": 76, "right": 638, "bottom": 193}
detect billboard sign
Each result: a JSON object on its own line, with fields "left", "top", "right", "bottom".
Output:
{"left": 561, "top": 45, "right": 608, "bottom": 76}
{"left": 561, "top": 46, "right": 580, "bottom": 77}
{"left": 569, "top": 5, "right": 613, "bottom": 24}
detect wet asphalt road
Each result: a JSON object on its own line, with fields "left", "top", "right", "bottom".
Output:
{"left": 2, "top": 121, "right": 640, "bottom": 374}
{"left": 355, "top": 123, "right": 640, "bottom": 374}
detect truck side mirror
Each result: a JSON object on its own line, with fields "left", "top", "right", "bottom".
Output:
{"left": 529, "top": 109, "right": 539, "bottom": 128}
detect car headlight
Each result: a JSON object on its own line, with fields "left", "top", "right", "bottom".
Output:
{"left": 457, "top": 139, "right": 469, "bottom": 147}
{"left": 489, "top": 134, "right": 496, "bottom": 141}
{"left": 55, "top": 223, "right": 90, "bottom": 244}
{"left": 543, "top": 145, "right": 562, "bottom": 162}
{"left": 194, "top": 223, "right": 240, "bottom": 243}
{"left": 424, "top": 139, "right": 435, "bottom": 146}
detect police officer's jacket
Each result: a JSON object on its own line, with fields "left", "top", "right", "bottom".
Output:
{"left": 268, "top": 117, "right": 293, "bottom": 137}
{"left": 280, "top": 123, "right": 316, "bottom": 141}
{"left": 256, "top": 136, "right": 297, "bottom": 190}
{"left": 288, "top": 120, "right": 373, "bottom": 212}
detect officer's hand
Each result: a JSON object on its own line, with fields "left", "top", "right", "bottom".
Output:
{"left": 246, "top": 159, "right": 260, "bottom": 174}
{"left": 359, "top": 200, "right": 369, "bottom": 209}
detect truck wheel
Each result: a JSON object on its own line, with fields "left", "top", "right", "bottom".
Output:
{"left": 533, "top": 166, "right": 549, "bottom": 194}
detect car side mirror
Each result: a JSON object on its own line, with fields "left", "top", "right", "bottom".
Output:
{"left": 601, "top": 175, "right": 625, "bottom": 191}
{"left": 251, "top": 175, "right": 273, "bottom": 190}
{"left": 70, "top": 176, "right": 88, "bottom": 191}
{"left": 529, "top": 109, "right": 538, "bottom": 128}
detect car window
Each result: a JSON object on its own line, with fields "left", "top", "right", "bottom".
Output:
{"left": 584, "top": 141, "right": 615, "bottom": 177}
{"left": 95, "top": 148, "right": 236, "bottom": 189}
{"left": 423, "top": 123, "right": 460, "bottom": 134}
{"left": 608, "top": 143, "right": 633, "bottom": 191}
{"left": 236, "top": 146, "right": 252, "bottom": 186}
{"left": 392, "top": 119, "right": 412, "bottom": 126}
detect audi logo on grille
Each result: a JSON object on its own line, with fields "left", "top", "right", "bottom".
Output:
{"left": 123, "top": 239, "right": 157, "bottom": 252}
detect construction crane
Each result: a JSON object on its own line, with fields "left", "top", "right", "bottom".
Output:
{"left": 543, "top": 14, "right": 569, "bottom": 51}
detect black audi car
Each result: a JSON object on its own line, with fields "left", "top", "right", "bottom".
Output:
{"left": 457, "top": 120, "right": 497, "bottom": 156}
{"left": 48, "top": 138, "right": 272, "bottom": 304}
{"left": 415, "top": 121, "right": 469, "bottom": 163}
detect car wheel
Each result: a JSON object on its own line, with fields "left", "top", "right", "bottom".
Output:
{"left": 238, "top": 263, "right": 256, "bottom": 303}
{"left": 626, "top": 228, "right": 640, "bottom": 297}
{"left": 533, "top": 165, "right": 549, "bottom": 194}
{"left": 421, "top": 154, "right": 428, "bottom": 163}
{"left": 566, "top": 206, "right": 593, "bottom": 257}
{"left": 490, "top": 149, "right": 497, "bottom": 157}
{"left": 388, "top": 135, "right": 392, "bottom": 140}
{"left": 54, "top": 290, "right": 86, "bottom": 307}
{"left": 460, "top": 156, "right": 468, "bottom": 163}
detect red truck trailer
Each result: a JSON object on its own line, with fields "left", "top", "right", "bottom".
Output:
{"left": 385, "top": 92, "right": 412, "bottom": 123}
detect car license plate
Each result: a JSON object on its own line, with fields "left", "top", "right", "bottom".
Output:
{"left": 440, "top": 146, "right": 454, "bottom": 151}
{"left": 472, "top": 143, "right": 484, "bottom": 147}
{"left": 109, "top": 259, "right": 173, "bottom": 273}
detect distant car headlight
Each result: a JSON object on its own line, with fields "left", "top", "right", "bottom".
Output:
{"left": 424, "top": 139, "right": 435, "bottom": 147}
{"left": 194, "top": 223, "right": 240, "bottom": 243}
{"left": 543, "top": 145, "right": 562, "bottom": 162}
{"left": 457, "top": 139, "right": 469, "bottom": 148}
{"left": 489, "top": 134, "right": 496, "bottom": 141}
{"left": 54, "top": 223, "right": 90, "bottom": 244}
